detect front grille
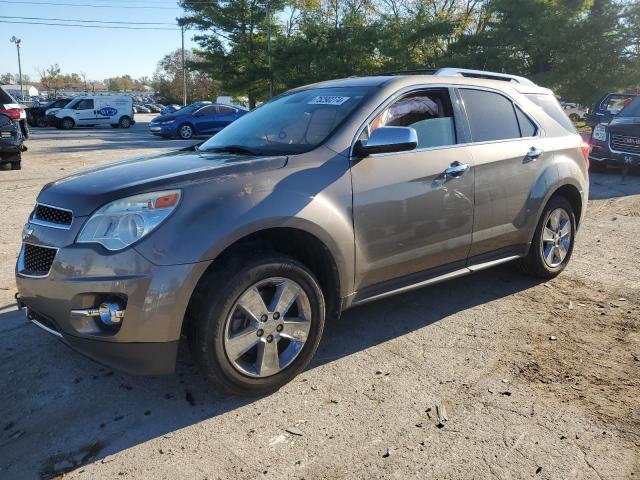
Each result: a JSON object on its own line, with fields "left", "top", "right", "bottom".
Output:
{"left": 33, "top": 204, "right": 73, "bottom": 226}
{"left": 610, "top": 134, "right": 640, "bottom": 155}
{"left": 21, "top": 243, "right": 57, "bottom": 276}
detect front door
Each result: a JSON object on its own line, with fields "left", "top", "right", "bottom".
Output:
{"left": 351, "top": 88, "right": 475, "bottom": 292}
{"left": 71, "top": 98, "right": 96, "bottom": 126}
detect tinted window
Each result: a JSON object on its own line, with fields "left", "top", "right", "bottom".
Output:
{"left": 363, "top": 89, "right": 457, "bottom": 149}
{"left": 618, "top": 97, "right": 640, "bottom": 118}
{"left": 0, "top": 88, "right": 16, "bottom": 104}
{"left": 515, "top": 106, "right": 537, "bottom": 137}
{"left": 526, "top": 93, "right": 575, "bottom": 132}
{"left": 460, "top": 89, "right": 520, "bottom": 142}
{"left": 196, "top": 105, "right": 217, "bottom": 116}
{"left": 75, "top": 99, "right": 94, "bottom": 110}
{"left": 217, "top": 106, "right": 236, "bottom": 115}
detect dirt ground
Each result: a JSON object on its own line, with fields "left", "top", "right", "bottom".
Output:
{"left": 0, "top": 116, "right": 638, "bottom": 479}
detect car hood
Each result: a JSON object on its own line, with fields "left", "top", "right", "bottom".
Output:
{"left": 150, "top": 114, "right": 179, "bottom": 123}
{"left": 37, "top": 150, "right": 288, "bottom": 216}
{"left": 609, "top": 116, "right": 640, "bottom": 135}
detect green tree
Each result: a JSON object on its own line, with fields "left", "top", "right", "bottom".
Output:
{"left": 152, "top": 49, "right": 220, "bottom": 104}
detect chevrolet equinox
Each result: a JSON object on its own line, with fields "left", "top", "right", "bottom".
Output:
{"left": 16, "top": 69, "right": 589, "bottom": 395}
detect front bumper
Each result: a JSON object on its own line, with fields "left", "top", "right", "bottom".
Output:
{"left": 149, "top": 124, "right": 176, "bottom": 136}
{"left": 15, "top": 220, "right": 208, "bottom": 375}
{"left": 589, "top": 140, "right": 640, "bottom": 168}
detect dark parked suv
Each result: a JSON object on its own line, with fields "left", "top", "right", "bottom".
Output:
{"left": 589, "top": 96, "right": 640, "bottom": 172}
{"left": 16, "top": 68, "right": 589, "bottom": 395}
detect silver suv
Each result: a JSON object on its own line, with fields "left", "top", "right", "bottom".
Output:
{"left": 16, "top": 68, "right": 589, "bottom": 395}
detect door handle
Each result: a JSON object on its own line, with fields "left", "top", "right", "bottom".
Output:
{"left": 444, "top": 161, "right": 470, "bottom": 177}
{"left": 525, "top": 147, "right": 543, "bottom": 162}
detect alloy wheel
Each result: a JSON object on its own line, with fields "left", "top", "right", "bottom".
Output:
{"left": 223, "top": 277, "right": 312, "bottom": 378}
{"left": 180, "top": 125, "right": 193, "bottom": 139}
{"left": 541, "top": 207, "right": 572, "bottom": 268}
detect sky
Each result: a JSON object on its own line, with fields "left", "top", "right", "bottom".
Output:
{"left": 0, "top": 0, "right": 196, "bottom": 82}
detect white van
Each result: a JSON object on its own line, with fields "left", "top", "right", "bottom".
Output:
{"left": 52, "top": 95, "right": 135, "bottom": 130}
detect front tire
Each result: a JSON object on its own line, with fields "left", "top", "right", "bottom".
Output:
{"left": 178, "top": 123, "right": 194, "bottom": 140}
{"left": 188, "top": 254, "right": 326, "bottom": 396}
{"left": 61, "top": 117, "right": 75, "bottom": 130}
{"left": 517, "top": 196, "right": 576, "bottom": 279}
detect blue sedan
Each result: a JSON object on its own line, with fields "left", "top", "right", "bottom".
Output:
{"left": 149, "top": 103, "right": 247, "bottom": 139}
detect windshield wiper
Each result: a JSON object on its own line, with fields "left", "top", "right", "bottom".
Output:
{"left": 202, "top": 145, "right": 262, "bottom": 155}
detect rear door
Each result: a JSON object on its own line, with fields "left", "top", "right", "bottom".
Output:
{"left": 458, "top": 88, "right": 547, "bottom": 261}
{"left": 71, "top": 98, "right": 96, "bottom": 126}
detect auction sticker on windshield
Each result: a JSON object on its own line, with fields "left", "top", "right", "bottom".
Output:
{"left": 308, "top": 96, "right": 350, "bottom": 106}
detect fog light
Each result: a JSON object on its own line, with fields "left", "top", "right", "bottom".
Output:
{"left": 98, "top": 302, "right": 125, "bottom": 327}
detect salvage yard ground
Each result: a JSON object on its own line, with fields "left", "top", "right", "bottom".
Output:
{"left": 0, "top": 115, "right": 638, "bottom": 479}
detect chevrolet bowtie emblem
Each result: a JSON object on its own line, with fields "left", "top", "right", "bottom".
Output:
{"left": 22, "top": 225, "right": 33, "bottom": 242}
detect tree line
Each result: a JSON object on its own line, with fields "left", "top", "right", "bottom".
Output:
{"left": 178, "top": 0, "right": 640, "bottom": 108}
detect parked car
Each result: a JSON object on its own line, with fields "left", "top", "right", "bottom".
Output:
{"left": 51, "top": 95, "right": 135, "bottom": 130}
{"left": 144, "top": 103, "right": 162, "bottom": 113}
{"left": 0, "top": 113, "right": 26, "bottom": 170}
{"left": 560, "top": 102, "right": 588, "bottom": 122}
{"left": 15, "top": 68, "right": 588, "bottom": 395}
{"left": 0, "top": 87, "right": 29, "bottom": 139}
{"left": 161, "top": 104, "right": 181, "bottom": 115}
{"left": 27, "top": 98, "right": 72, "bottom": 127}
{"left": 586, "top": 92, "right": 638, "bottom": 128}
{"left": 149, "top": 102, "right": 246, "bottom": 139}
{"left": 589, "top": 96, "right": 640, "bottom": 172}
{"left": 134, "top": 104, "right": 151, "bottom": 114}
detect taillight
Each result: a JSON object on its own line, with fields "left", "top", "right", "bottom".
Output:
{"left": 581, "top": 140, "right": 590, "bottom": 169}
{"left": 0, "top": 108, "right": 22, "bottom": 120}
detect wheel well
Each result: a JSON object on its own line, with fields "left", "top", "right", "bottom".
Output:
{"left": 551, "top": 184, "right": 583, "bottom": 227}
{"left": 183, "top": 228, "right": 342, "bottom": 334}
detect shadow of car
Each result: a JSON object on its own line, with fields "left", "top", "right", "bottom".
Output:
{"left": 149, "top": 103, "right": 247, "bottom": 139}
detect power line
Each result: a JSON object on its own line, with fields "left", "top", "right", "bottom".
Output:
{"left": 0, "top": 15, "right": 176, "bottom": 25}
{"left": 0, "top": 20, "right": 179, "bottom": 30}
{"left": 0, "top": 1, "right": 181, "bottom": 9}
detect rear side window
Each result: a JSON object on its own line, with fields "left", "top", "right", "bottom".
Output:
{"left": 515, "top": 106, "right": 537, "bottom": 137}
{"left": 526, "top": 93, "right": 575, "bottom": 132}
{"left": 460, "top": 89, "right": 520, "bottom": 142}
{"left": 0, "top": 88, "right": 16, "bottom": 104}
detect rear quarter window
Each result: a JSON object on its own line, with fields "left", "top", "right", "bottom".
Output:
{"left": 0, "top": 88, "right": 16, "bottom": 104}
{"left": 459, "top": 89, "right": 521, "bottom": 142}
{"left": 525, "top": 94, "right": 576, "bottom": 133}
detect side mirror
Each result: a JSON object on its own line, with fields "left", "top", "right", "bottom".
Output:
{"left": 354, "top": 126, "right": 418, "bottom": 157}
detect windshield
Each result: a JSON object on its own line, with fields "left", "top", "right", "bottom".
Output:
{"left": 173, "top": 104, "right": 205, "bottom": 115}
{"left": 618, "top": 97, "right": 640, "bottom": 118}
{"left": 199, "top": 86, "right": 375, "bottom": 155}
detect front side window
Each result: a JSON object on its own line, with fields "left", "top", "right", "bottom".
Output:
{"left": 75, "top": 99, "right": 94, "bottom": 110}
{"left": 200, "top": 87, "right": 374, "bottom": 155}
{"left": 460, "top": 89, "right": 521, "bottom": 142}
{"left": 361, "top": 88, "right": 457, "bottom": 149}
{"left": 196, "top": 105, "right": 217, "bottom": 116}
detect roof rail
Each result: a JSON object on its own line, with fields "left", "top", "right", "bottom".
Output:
{"left": 378, "top": 68, "right": 438, "bottom": 76}
{"left": 433, "top": 68, "right": 537, "bottom": 86}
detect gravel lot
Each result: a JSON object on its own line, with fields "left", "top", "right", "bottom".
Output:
{"left": 0, "top": 115, "right": 638, "bottom": 479}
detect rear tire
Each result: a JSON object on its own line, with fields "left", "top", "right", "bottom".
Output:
{"left": 187, "top": 253, "right": 326, "bottom": 396}
{"left": 517, "top": 196, "right": 576, "bottom": 279}
{"left": 119, "top": 116, "right": 132, "bottom": 129}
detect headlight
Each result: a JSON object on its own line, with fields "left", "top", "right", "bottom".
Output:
{"left": 160, "top": 119, "right": 175, "bottom": 125}
{"left": 77, "top": 190, "right": 181, "bottom": 251}
{"left": 592, "top": 123, "right": 607, "bottom": 141}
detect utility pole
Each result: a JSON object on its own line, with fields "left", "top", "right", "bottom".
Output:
{"left": 10, "top": 36, "right": 23, "bottom": 101}
{"left": 181, "top": 24, "right": 187, "bottom": 106}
